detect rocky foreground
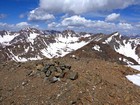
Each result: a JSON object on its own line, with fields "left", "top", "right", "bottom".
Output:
{"left": 0, "top": 57, "right": 140, "bottom": 105}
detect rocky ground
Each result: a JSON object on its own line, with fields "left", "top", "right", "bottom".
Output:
{"left": 0, "top": 57, "right": 140, "bottom": 105}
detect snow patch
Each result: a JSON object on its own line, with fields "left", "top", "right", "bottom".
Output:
{"left": 82, "top": 34, "right": 91, "bottom": 38}
{"left": 55, "top": 34, "right": 79, "bottom": 43}
{"left": 128, "top": 65, "right": 140, "bottom": 71}
{"left": 41, "top": 41, "right": 89, "bottom": 58}
{"left": 0, "top": 33, "right": 19, "bottom": 45}
{"left": 27, "top": 33, "right": 39, "bottom": 44}
{"left": 115, "top": 41, "right": 140, "bottom": 64}
{"left": 126, "top": 74, "right": 140, "bottom": 87}
{"left": 92, "top": 45, "right": 102, "bottom": 52}
{"left": 119, "top": 58, "right": 134, "bottom": 65}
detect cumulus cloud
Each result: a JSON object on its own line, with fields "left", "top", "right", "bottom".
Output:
{"left": 117, "top": 23, "right": 133, "bottom": 29}
{"left": 48, "top": 15, "right": 115, "bottom": 29}
{"left": 61, "top": 15, "right": 92, "bottom": 27}
{"left": 28, "top": 0, "right": 137, "bottom": 21}
{"left": 105, "top": 13, "right": 120, "bottom": 21}
{"left": 16, "top": 22, "right": 30, "bottom": 28}
{"left": 0, "top": 22, "right": 38, "bottom": 31}
{"left": 28, "top": 8, "right": 55, "bottom": 21}
{"left": 0, "top": 14, "right": 7, "bottom": 19}
{"left": 48, "top": 15, "right": 139, "bottom": 35}
{"left": 38, "top": 0, "right": 135, "bottom": 14}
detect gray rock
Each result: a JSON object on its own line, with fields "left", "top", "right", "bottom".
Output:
{"left": 59, "top": 72, "right": 65, "bottom": 78}
{"left": 69, "top": 72, "right": 78, "bottom": 80}
{"left": 42, "top": 65, "right": 49, "bottom": 73}
{"left": 63, "top": 68, "right": 70, "bottom": 73}
{"left": 45, "top": 70, "right": 52, "bottom": 77}
{"left": 49, "top": 66, "right": 57, "bottom": 72}
{"left": 65, "top": 65, "right": 71, "bottom": 70}
{"left": 22, "top": 80, "right": 28, "bottom": 86}
{"left": 26, "top": 70, "right": 33, "bottom": 76}
{"left": 48, "top": 63, "right": 55, "bottom": 66}
{"left": 60, "top": 66, "right": 65, "bottom": 70}
{"left": 59, "top": 63, "right": 66, "bottom": 70}
{"left": 56, "top": 67, "right": 63, "bottom": 73}
{"left": 49, "top": 77, "right": 58, "bottom": 83}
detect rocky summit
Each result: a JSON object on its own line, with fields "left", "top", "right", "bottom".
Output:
{"left": 37, "top": 61, "right": 78, "bottom": 83}
{"left": 0, "top": 56, "right": 140, "bottom": 105}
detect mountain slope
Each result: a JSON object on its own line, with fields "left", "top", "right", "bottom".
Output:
{"left": 0, "top": 28, "right": 140, "bottom": 65}
{"left": 0, "top": 29, "right": 93, "bottom": 62}
{"left": 0, "top": 57, "right": 140, "bottom": 105}
{"left": 66, "top": 41, "right": 138, "bottom": 65}
{"left": 101, "top": 32, "right": 140, "bottom": 64}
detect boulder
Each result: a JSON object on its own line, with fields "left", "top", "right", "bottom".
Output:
{"left": 69, "top": 72, "right": 78, "bottom": 80}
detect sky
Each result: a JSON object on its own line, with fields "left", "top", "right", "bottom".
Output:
{"left": 0, "top": 0, "right": 140, "bottom": 35}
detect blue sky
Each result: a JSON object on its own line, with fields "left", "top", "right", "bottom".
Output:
{"left": 0, "top": 0, "right": 140, "bottom": 35}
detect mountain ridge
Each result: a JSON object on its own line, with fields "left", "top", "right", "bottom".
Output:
{"left": 0, "top": 28, "right": 140, "bottom": 65}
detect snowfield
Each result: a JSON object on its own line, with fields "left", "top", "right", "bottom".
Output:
{"left": 129, "top": 65, "right": 140, "bottom": 71}
{"left": 126, "top": 74, "right": 140, "bottom": 87}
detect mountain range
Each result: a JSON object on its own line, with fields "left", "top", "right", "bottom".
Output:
{"left": 0, "top": 28, "right": 140, "bottom": 65}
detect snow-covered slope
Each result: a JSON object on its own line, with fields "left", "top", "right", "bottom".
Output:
{"left": 126, "top": 74, "right": 140, "bottom": 86}
{"left": 0, "top": 29, "right": 140, "bottom": 64}
{"left": 102, "top": 32, "right": 140, "bottom": 64}
{"left": 0, "top": 28, "right": 92, "bottom": 62}
{"left": 0, "top": 31, "right": 19, "bottom": 46}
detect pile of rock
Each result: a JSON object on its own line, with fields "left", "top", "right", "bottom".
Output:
{"left": 36, "top": 61, "right": 78, "bottom": 83}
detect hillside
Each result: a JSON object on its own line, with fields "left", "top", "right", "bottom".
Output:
{"left": 0, "top": 57, "right": 140, "bottom": 105}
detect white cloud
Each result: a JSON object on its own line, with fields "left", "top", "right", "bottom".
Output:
{"left": 61, "top": 15, "right": 92, "bottom": 27}
{"left": 48, "top": 15, "right": 139, "bottom": 35}
{"left": 28, "top": 8, "right": 55, "bottom": 21}
{"left": 105, "top": 13, "right": 120, "bottom": 21}
{"left": 38, "top": 0, "right": 135, "bottom": 14}
{"left": 135, "top": 22, "right": 140, "bottom": 28}
{"left": 0, "top": 22, "right": 38, "bottom": 31}
{"left": 48, "top": 15, "right": 115, "bottom": 29}
{"left": 16, "top": 22, "right": 30, "bottom": 28}
{"left": 28, "top": 0, "right": 137, "bottom": 21}
{"left": 118, "top": 23, "right": 133, "bottom": 29}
